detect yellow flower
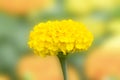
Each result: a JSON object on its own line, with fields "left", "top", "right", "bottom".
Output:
{"left": 28, "top": 20, "right": 93, "bottom": 57}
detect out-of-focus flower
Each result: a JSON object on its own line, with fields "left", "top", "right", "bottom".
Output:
{"left": 108, "top": 19, "right": 120, "bottom": 35}
{"left": 66, "top": 0, "right": 118, "bottom": 14}
{"left": 81, "top": 17, "right": 105, "bottom": 37}
{"left": 65, "top": 0, "right": 92, "bottom": 15}
{"left": 91, "top": 0, "right": 116, "bottom": 10}
{"left": 0, "top": 75, "right": 9, "bottom": 80}
{"left": 17, "top": 55, "right": 63, "bottom": 80}
{"left": 28, "top": 20, "right": 93, "bottom": 57}
{"left": 17, "top": 55, "right": 79, "bottom": 80}
{"left": 86, "top": 36, "right": 120, "bottom": 80}
{"left": 0, "top": 0, "right": 54, "bottom": 14}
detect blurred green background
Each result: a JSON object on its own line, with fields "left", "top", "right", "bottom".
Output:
{"left": 0, "top": 0, "right": 120, "bottom": 80}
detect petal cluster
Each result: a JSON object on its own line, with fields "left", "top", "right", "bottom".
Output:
{"left": 28, "top": 20, "right": 93, "bottom": 56}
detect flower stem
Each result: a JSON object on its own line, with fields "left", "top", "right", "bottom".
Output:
{"left": 58, "top": 56, "right": 68, "bottom": 80}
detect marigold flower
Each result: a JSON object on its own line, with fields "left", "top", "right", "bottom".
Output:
{"left": 28, "top": 20, "right": 93, "bottom": 57}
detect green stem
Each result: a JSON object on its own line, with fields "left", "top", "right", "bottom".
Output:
{"left": 58, "top": 56, "right": 68, "bottom": 80}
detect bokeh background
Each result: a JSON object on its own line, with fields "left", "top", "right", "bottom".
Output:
{"left": 0, "top": 0, "right": 120, "bottom": 80}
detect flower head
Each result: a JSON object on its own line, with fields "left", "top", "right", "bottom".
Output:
{"left": 28, "top": 20, "right": 93, "bottom": 57}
